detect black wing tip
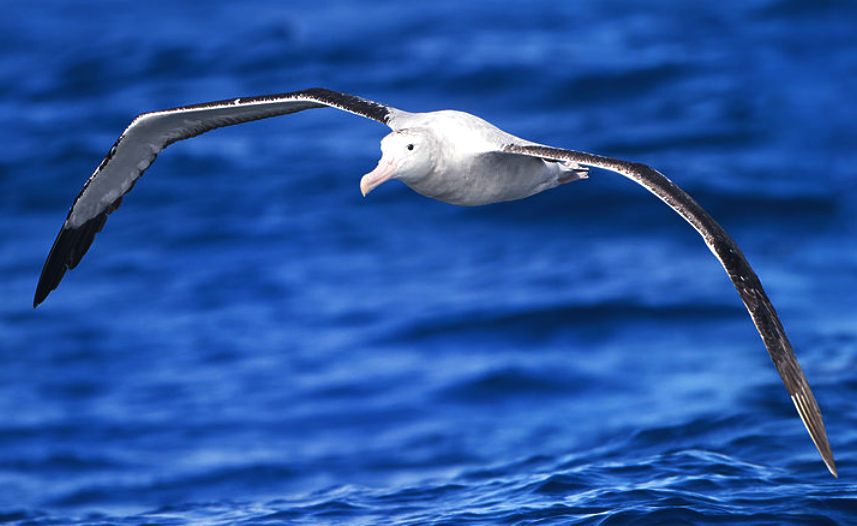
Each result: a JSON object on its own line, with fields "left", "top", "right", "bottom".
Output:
{"left": 33, "top": 226, "right": 73, "bottom": 308}
{"left": 34, "top": 230, "right": 74, "bottom": 308}
{"left": 806, "top": 432, "right": 837, "bottom": 478}
{"left": 812, "top": 425, "right": 837, "bottom": 478}
{"left": 33, "top": 212, "right": 109, "bottom": 308}
{"left": 825, "top": 456, "right": 838, "bottom": 478}
{"left": 815, "top": 434, "right": 837, "bottom": 478}
{"left": 789, "top": 384, "right": 838, "bottom": 478}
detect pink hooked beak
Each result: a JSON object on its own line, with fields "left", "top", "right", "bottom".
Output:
{"left": 360, "top": 157, "right": 397, "bottom": 197}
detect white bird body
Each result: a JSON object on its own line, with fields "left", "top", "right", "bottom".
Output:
{"left": 407, "top": 148, "right": 580, "bottom": 206}
{"left": 379, "top": 109, "right": 587, "bottom": 205}
{"left": 32, "top": 88, "right": 837, "bottom": 477}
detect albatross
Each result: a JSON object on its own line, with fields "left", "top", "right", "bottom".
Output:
{"left": 33, "top": 88, "right": 836, "bottom": 476}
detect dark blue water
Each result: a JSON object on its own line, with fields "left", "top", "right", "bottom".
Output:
{"left": 2, "top": 0, "right": 856, "bottom": 523}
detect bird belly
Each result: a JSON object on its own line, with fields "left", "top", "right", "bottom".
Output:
{"left": 405, "top": 155, "right": 574, "bottom": 206}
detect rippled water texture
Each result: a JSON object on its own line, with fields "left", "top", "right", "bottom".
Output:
{"left": 1, "top": 0, "right": 856, "bottom": 524}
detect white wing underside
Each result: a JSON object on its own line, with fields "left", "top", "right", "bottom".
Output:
{"left": 69, "top": 90, "right": 396, "bottom": 228}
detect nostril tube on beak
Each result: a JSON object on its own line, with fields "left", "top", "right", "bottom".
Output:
{"left": 360, "top": 158, "right": 397, "bottom": 197}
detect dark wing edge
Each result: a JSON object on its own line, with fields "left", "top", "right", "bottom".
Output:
{"left": 505, "top": 143, "right": 836, "bottom": 477}
{"left": 33, "top": 88, "right": 392, "bottom": 308}
{"left": 161, "top": 87, "right": 392, "bottom": 126}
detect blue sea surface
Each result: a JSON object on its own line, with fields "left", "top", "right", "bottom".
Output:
{"left": 1, "top": 0, "right": 856, "bottom": 524}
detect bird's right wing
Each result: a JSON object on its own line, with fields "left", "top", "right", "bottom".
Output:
{"left": 505, "top": 143, "right": 837, "bottom": 477}
{"left": 34, "top": 88, "right": 395, "bottom": 307}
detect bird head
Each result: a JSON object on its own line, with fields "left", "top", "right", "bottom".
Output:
{"left": 360, "top": 129, "right": 436, "bottom": 196}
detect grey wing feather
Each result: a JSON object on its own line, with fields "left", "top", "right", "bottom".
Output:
{"left": 34, "top": 88, "right": 393, "bottom": 307}
{"left": 505, "top": 143, "right": 836, "bottom": 477}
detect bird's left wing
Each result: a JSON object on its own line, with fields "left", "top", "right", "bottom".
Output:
{"left": 504, "top": 143, "right": 836, "bottom": 477}
{"left": 34, "top": 88, "right": 395, "bottom": 307}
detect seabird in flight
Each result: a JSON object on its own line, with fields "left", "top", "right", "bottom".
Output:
{"left": 32, "top": 88, "right": 836, "bottom": 476}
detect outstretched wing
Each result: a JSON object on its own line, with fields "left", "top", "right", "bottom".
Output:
{"left": 505, "top": 143, "right": 836, "bottom": 477}
{"left": 34, "top": 88, "right": 396, "bottom": 307}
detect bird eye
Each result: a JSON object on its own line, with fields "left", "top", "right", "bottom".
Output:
{"left": 407, "top": 144, "right": 414, "bottom": 151}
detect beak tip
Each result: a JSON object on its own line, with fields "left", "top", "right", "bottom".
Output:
{"left": 360, "top": 159, "right": 395, "bottom": 199}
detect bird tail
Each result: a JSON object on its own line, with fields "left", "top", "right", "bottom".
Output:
{"left": 558, "top": 161, "right": 589, "bottom": 184}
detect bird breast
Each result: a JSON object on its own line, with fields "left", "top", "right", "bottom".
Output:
{"left": 405, "top": 152, "right": 564, "bottom": 206}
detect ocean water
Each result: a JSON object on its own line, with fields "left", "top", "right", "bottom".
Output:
{"left": 1, "top": 0, "right": 856, "bottom": 524}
